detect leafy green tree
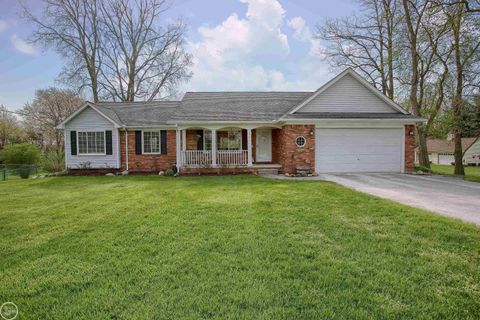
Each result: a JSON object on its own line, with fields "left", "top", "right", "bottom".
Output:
{"left": 0, "top": 105, "right": 25, "bottom": 149}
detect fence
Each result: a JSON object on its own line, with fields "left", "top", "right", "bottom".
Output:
{"left": 0, "top": 164, "right": 39, "bottom": 181}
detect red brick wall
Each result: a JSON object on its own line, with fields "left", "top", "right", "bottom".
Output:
{"left": 405, "top": 125, "right": 415, "bottom": 172}
{"left": 186, "top": 130, "right": 199, "bottom": 150}
{"left": 274, "top": 125, "right": 315, "bottom": 174}
{"left": 120, "top": 130, "right": 177, "bottom": 173}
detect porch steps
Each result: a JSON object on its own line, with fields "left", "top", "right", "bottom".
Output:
{"left": 257, "top": 168, "right": 279, "bottom": 175}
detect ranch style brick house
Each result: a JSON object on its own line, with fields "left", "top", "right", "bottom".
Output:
{"left": 57, "top": 69, "right": 424, "bottom": 175}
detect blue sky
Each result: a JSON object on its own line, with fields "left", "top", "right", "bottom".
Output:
{"left": 0, "top": 0, "right": 358, "bottom": 110}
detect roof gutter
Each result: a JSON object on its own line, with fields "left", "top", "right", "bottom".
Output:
{"left": 284, "top": 117, "right": 427, "bottom": 123}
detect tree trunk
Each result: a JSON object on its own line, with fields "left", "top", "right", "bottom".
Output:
{"left": 417, "top": 124, "right": 430, "bottom": 167}
{"left": 384, "top": 0, "right": 395, "bottom": 99}
{"left": 452, "top": 2, "right": 465, "bottom": 175}
{"left": 402, "top": 0, "right": 430, "bottom": 169}
{"left": 88, "top": 66, "right": 99, "bottom": 103}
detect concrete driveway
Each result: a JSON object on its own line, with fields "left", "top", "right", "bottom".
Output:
{"left": 319, "top": 173, "right": 480, "bottom": 226}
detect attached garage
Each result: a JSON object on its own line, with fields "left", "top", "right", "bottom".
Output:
{"left": 315, "top": 128, "right": 404, "bottom": 173}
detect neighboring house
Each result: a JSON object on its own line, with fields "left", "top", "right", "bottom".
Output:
{"left": 57, "top": 68, "right": 424, "bottom": 175}
{"left": 415, "top": 136, "right": 480, "bottom": 165}
{"left": 464, "top": 137, "right": 480, "bottom": 165}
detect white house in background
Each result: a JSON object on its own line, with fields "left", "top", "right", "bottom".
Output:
{"left": 464, "top": 137, "right": 480, "bottom": 165}
{"left": 415, "top": 136, "right": 480, "bottom": 165}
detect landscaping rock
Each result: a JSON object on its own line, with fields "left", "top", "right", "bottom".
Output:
{"left": 158, "top": 171, "right": 165, "bottom": 176}
{"left": 120, "top": 170, "right": 129, "bottom": 176}
{"left": 105, "top": 173, "right": 115, "bottom": 176}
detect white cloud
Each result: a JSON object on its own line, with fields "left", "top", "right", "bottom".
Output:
{"left": 0, "top": 19, "right": 8, "bottom": 33}
{"left": 11, "top": 34, "right": 37, "bottom": 55}
{"left": 288, "top": 16, "right": 325, "bottom": 57}
{"left": 288, "top": 17, "right": 311, "bottom": 42}
{"left": 186, "top": 0, "right": 330, "bottom": 92}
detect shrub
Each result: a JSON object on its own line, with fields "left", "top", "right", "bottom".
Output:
{"left": 42, "top": 150, "right": 65, "bottom": 173}
{"left": 164, "top": 168, "right": 175, "bottom": 176}
{"left": 0, "top": 144, "right": 41, "bottom": 179}
{"left": 415, "top": 165, "right": 432, "bottom": 173}
{"left": 0, "top": 144, "right": 41, "bottom": 165}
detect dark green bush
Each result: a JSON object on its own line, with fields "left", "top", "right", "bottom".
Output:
{"left": 1, "top": 144, "right": 41, "bottom": 165}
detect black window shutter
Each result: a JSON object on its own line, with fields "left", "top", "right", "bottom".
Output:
{"left": 70, "top": 131, "right": 77, "bottom": 155}
{"left": 242, "top": 129, "right": 247, "bottom": 150}
{"left": 160, "top": 130, "right": 167, "bottom": 154}
{"left": 135, "top": 131, "right": 142, "bottom": 154}
{"left": 197, "top": 130, "right": 204, "bottom": 150}
{"left": 105, "top": 130, "right": 113, "bottom": 155}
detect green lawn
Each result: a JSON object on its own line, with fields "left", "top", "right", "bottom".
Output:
{"left": 1, "top": 176, "right": 479, "bottom": 319}
{"left": 431, "top": 164, "right": 480, "bottom": 183}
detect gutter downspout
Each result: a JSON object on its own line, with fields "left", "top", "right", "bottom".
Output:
{"left": 124, "top": 127, "right": 129, "bottom": 171}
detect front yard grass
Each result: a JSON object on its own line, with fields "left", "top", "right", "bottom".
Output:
{"left": 0, "top": 176, "right": 479, "bottom": 319}
{"left": 431, "top": 164, "right": 480, "bottom": 183}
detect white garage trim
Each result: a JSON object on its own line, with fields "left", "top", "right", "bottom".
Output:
{"left": 315, "top": 128, "right": 404, "bottom": 173}
{"left": 401, "top": 126, "right": 405, "bottom": 173}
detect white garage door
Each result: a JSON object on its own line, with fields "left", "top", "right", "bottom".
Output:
{"left": 438, "top": 154, "right": 454, "bottom": 165}
{"left": 315, "top": 128, "right": 403, "bottom": 173}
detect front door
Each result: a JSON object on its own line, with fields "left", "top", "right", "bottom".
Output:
{"left": 256, "top": 129, "right": 272, "bottom": 162}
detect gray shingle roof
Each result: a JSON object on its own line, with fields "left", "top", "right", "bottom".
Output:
{"left": 84, "top": 92, "right": 420, "bottom": 126}
{"left": 93, "top": 101, "right": 179, "bottom": 126}
{"left": 171, "top": 92, "right": 313, "bottom": 122}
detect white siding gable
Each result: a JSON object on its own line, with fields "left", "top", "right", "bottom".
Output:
{"left": 464, "top": 139, "right": 480, "bottom": 165}
{"left": 65, "top": 107, "right": 120, "bottom": 169}
{"left": 296, "top": 74, "right": 397, "bottom": 113}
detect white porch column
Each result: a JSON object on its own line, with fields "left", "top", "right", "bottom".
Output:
{"left": 247, "top": 128, "right": 253, "bottom": 166}
{"left": 176, "top": 129, "right": 182, "bottom": 168}
{"left": 211, "top": 129, "right": 217, "bottom": 167}
{"left": 182, "top": 129, "right": 187, "bottom": 151}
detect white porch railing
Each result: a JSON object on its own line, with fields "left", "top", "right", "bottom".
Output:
{"left": 181, "top": 150, "right": 248, "bottom": 167}
{"left": 216, "top": 150, "right": 248, "bottom": 166}
{"left": 181, "top": 150, "right": 212, "bottom": 166}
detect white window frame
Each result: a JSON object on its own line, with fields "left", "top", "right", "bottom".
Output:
{"left": 142, "top": 130, "right": 162, "bottom": 155}
{"left": 203, "top": 130, "right": 212, "bottom": 150}
{"left": 77, "top": 130, "right": 106, "bottom": 155}
{"left": 295, "top": 136, "right": 306, "bottom": 148}
{"left": 216, "top": 129, "right": 243, "bottom": 151}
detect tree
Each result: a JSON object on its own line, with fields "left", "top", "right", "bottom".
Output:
{"left": 0, "top": 105, "right": 24, "bottom": 149}
{"left": 316, "top": 0, "right": 400, "bottom": 98}
{"left": 400, "top": 0, "right": 453, "bottom": 169}
{"left": 98, "top": 0, "right": 192, "bottom": 101}
{"left": 441, "top": 1, "right": 480, "bottom": 175}
{"left": 21, "top": 88, "right": 83, "bottom": 151}
{"left": 22, "top": 0, "right": 192, "bottom": 102}
{"left": 22, "top": 0, "right": 102, "bottom": 102}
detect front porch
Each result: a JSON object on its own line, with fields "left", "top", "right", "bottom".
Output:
{"left": 175, "top": 126, "right": 281, "bottom": 173}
